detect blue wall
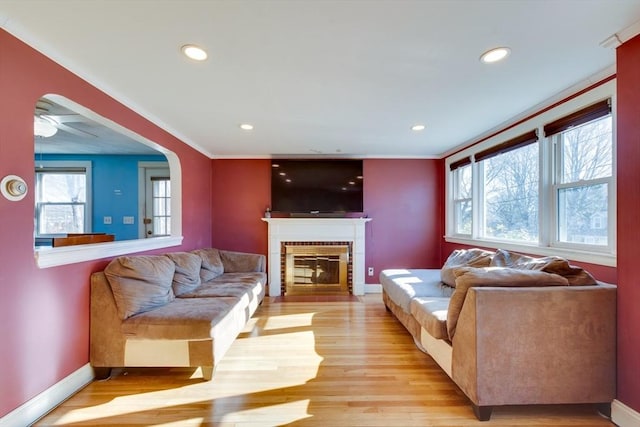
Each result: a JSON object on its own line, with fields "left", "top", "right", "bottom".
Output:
{"left": 38, "top": 154, "right": 166, "bottom": 241}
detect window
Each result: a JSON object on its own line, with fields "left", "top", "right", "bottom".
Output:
{"left": 35, "top": 162, "right": 91, "bottom": 237}
{"left": 552, "top": 111, "right": 612, "bottom": 247}
{"left": 151, "top": 177, "right": 171, "bottom": 236}
{"left": 445, "top": 82, "right": 615, "bottom": 265}
{"left": 480, "top": 141, "right": 539, "bottom": 242}
{"left": 451, "top": 160, "right": 472, "bottom": 235}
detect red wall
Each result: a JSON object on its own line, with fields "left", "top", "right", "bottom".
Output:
{"left": 363, "top": 159, "right": 443, "bottom": 279}
{"left": 0, "top": 29, "right": 213, "bottom": 417}
{"left": 211, "top": 159, "right": 271, "bottom": 254}
{"left": 209, "top": 159, "right": 444, "bottom": 284}
{"left": 616, "top": 33, "right": 640, "bottom": 414}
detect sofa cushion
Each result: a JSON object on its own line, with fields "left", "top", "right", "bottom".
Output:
{"left": 441, "top": 248, "right": 494, "bottom": 287}
{"left": 219, "top": 250, "right": 265, "bottom": 273}
{"left": 410, "top": 297, "right": 450, "bottom": 340}
{"left": 166, "top": 252, "right": 202, "bottom": 296}
{"left": 105, "top": 255, "right": 176, "bottom": 320}
{"left": 446, "top": 267, "right": 569, "bottom": 340}
{"left": 192, "top": 248, "right": 225, "bottom": 281}
{"left": 380, "top": 269, "right": 453, "bottom": 312}
{"left": 490, "top": 249, "right": 597, "bottom": 285}
{"left": 121, "top": 296, "right": 239, "bottom": 339}
{"left": 179, "top": 272, "right": 267, "bottom": 299}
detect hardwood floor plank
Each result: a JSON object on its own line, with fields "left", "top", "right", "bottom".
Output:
{"left": 36, "top": 295, "right": 613, "bottom": 426}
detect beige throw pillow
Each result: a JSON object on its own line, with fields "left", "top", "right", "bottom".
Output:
{"left": 166, "top": 252, "right": 202, "bottom": 296}
{"left": 440, "top": 248, "right": 494, "bottom": 287}
{"left": 104, "top": 255, "right": 176, "bottom": 319}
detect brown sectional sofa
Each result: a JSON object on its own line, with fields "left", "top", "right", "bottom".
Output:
{"left": 90, "top": 248, "right": 266, "bottom": 380}
{"left": 380, "top": 249, "right": 616, "bottom": 421}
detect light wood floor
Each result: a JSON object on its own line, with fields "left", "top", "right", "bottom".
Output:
{"left": 37, "top": 295, "right": 613, "bottom": 426}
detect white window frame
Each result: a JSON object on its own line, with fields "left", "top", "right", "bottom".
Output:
{"left": 445, "top": 80, "right": 616, "bottom": 267}
{"left": 550, "top": 115, "right": 614, "bottom": 253}
{"left": 35, "top": 161, "right": 92, "bottom": 237}
{"left": 451, "top": 164, "right": 472, "bottom": 236}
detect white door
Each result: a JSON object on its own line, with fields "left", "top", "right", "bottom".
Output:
{"left": 139, "top": 164, "right": 170, "bottom": 238}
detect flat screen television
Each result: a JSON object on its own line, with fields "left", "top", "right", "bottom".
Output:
{"left": 271, "top": 159, "right": 363, "bottom": 215}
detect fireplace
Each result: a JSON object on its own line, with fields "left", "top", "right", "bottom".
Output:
{"left": 262, "top": 218, "right": 371, "bottom": 296}
{"left": 281, "top": 242, "right": 352, "bottom": 295}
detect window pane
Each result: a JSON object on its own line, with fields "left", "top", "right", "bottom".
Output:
{"left": 40, "top": 173, "right": 86, "bottom": 202}
{"left": 39, "top": 204, "right": 85, "bottom": 234}
{"left": 557, "top": 183, "right": 608, "bottom": 245}
{"left": 483, "top": 143, "right": 539, "bottom": 242}
{"left": 560, "top": 116, "right": 612, "bottom": 183}
{"left": 154, "top": 198, "right": 165, "bottom": 216}
{"left": 456, "top": 165, "right": 472, "bottom": 198}
{"left": 455, "top": 200, "right": 472, "bottom": 234}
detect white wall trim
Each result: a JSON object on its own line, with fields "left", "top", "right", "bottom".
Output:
{"left": 613, "top": 399, "right": 640, "bottom": 427}
{"left": 365, "top": 284, "right": 382, "bottom": 293}
{"left": 0, "top": 363, "right": 93, "bottom": 427}
{"left": 35, "top": 235, "right": 183, "bottom": 268}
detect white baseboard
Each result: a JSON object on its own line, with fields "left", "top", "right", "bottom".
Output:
{"left": 0, "top": 363, "right": 94, "bottom": 427}
{"left": 613, "top": 399, "right": 640, "bottom": 427}
{"left": 364, "top": 284, "right": 382, "bottom": 293}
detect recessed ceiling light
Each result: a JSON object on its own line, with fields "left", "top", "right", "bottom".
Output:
{"left": 272, "top": 163, "right": 280, "bottom": 168}
{"left": 480, "top": 47, "right": 511, "bottom": 63}
{"left": 181, "top": 44, "right": 208, "bottom": 61}
{"left": 239, "top": 123, "right": 254, "bottom": 131}
{"left": 411, "top": 124, "right": 426, "bottom": 131}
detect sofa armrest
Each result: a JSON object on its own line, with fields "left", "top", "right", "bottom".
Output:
{"left": 219, "top": 250, "right": 266, "bottom": 273}
{"left": 90, "top": 272, "right": 127, "bottom": 367}
{"left": 451, "top": 284, "right": 616, "bottom": 407}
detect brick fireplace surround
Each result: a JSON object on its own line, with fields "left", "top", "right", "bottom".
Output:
{"left": 262, "top": 218, "right": 371, "bottom": 296}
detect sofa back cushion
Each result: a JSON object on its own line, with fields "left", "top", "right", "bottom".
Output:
{"left": 490, "top": 249, "right": 597, "bottom": 285}
{"left": 105, "top": 255, "right": 176, "bottom": 319}
{"left": 446, "top": 266, "right": 570, "bottom": 339}
{"left": 166, "top": 252, "right": 202, "bottom": 296}
{"left": 441, "top": 248, "right": 494, "bottom": 287}
{"left": 192, "top": 248, "right": 225, "bottom": 281}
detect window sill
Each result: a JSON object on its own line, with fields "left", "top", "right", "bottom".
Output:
{"left": 444, "top": 236, "right": 616, "bottom": 267}
{"left": 35, "top": 236, "right": 183, "bottom": 268}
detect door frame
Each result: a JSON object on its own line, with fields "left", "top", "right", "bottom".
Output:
{"left": 138, "top": 161, "right": 170, "bottom": 239}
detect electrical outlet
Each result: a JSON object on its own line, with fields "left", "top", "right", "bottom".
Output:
{"left": 368, "top": 267, "right": 374, "bottom": 276}
{"left": 103, "top": 216, "right": 112, "bottom": 225}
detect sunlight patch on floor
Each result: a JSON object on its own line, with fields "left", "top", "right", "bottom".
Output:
{"left": 262, "top": 312, "right": 316, "bottom": 330}
{"left": 218, "top": 399, "right": 312, "bottom": 425}
{"left": 151, "top": 418, "right": 204, "bottom": 427}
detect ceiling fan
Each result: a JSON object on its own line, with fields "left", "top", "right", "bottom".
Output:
{"left": 34, "top": 100, "right": 97, "bottom": 138}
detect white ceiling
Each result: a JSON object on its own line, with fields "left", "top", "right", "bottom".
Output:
{"left": 2, "top": 0, "right": 640, "bottom": 159}
{"left": 34, "top": 97, "right": 162, "bottom": 155}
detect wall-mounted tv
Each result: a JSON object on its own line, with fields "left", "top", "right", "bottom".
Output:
{"left": 271, "top": 159, "right": 363, "bottom": 215}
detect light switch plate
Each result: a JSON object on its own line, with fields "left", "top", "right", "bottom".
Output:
{"left": 103, "top": 216, "right": 112, "bottom": 224}
{"left": 123, "top": 216, "right": 135, "bottom": 224}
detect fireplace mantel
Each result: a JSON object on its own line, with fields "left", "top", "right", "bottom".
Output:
{"left": 262, "top": 218, "right": 371, "bottom": 296}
